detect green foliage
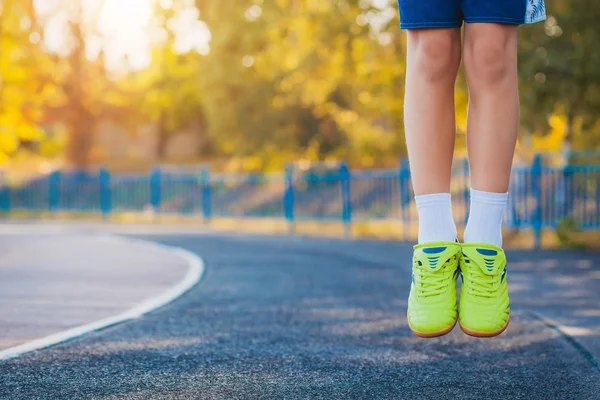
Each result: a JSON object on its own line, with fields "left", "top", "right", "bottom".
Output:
{"left": 192, "top": 0, "right": 405, "bottom": 169}
{"left": 0, "top": 0, "right": 599, "bottom": 170}
{"left": 519, "top": 0, "right": 600, "bottom": 151}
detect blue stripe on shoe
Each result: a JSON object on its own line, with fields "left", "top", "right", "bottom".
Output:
{"left": 477, "top": 248, "right": 498, "bottom": 256}
{"left": 422, "top": 247, "right": 447, "bottom": 254}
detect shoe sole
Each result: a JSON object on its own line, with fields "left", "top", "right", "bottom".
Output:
{"left": 408, "top": 318, "right": 457, "bottom": 338}
{"left": 459, "top": 315, "right": 511, "bottom": 338}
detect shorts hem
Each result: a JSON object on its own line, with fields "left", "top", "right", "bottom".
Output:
{"left": 400, "top": 21, "right": 463, "bottom": 29}
{"left": 464, "top": 15, "right": 547, "bottom": 25}
{"left": 463, "top": 16, "right": 524, "bottom": 25}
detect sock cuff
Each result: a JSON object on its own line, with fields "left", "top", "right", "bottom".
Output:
{"left": 415, "top": 193, "right": 451, "bottom": 208}
{"left": 470, "top": 189, "right": 508, "bottom": 206}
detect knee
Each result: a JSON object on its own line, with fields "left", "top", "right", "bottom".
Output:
{"left": 465, "top": 39, "right": 514, "bottom": 85}
{"left": 410, "top": 31, "right": 460, "bottom": 83}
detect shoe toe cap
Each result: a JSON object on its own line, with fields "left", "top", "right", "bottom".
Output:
{"left": 408, "top": 309, "right": 457, "bottom": 334}
{"left": 459, "top": 309, "right": 509, "bottom": 334}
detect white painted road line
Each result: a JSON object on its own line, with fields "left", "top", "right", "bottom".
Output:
{"left": 0, "top": 237, "right": 205, "bottom": 361}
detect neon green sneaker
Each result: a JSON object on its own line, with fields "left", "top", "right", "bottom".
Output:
{"left": 407, "top": 242, "right": 461, "bottom": 338}
{"left": 459, "top": 243, "right": 510, "bottom": 337}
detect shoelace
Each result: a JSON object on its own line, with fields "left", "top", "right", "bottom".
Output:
{"left": 414, "top": 257, "right": 456, "bottom": 297}
{"left": 462, "top": 257, "right": 499, "bottom": 298}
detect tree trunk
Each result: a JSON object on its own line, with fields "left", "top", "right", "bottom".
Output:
{"left": 156, "top": 112, "right": 169, "bottom": 160}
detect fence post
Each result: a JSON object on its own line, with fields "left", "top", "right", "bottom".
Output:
{"left": 399, "top": 159, "right": 411, "bottom": 240}
{"left": 284, "top": 164, "right": 295, "bottom": 234}
{"left": 596, "top": 171, "right": 600, "bottom": 227}
{"left": 201, "top": 167, "right": 211, "bottom": 222}
{"left": 0, "top": 183, "right": 10, "bottom": 213}
{"left": 340, "top": 162, "right": 352, "bottom": 239}
{"left": 531, "top": 154, "right": 543, "bottom": 249}
{"left": 99, "top": 168, "right": 112, "bottom": 218}
{"left": 48, "top": 171, "right": 61, "bottom": 214}
{"left": 150, "top": 167, "right": 162, "bottom": 213}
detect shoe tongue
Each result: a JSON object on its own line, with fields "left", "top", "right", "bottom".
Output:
{"left": 415, "top": 243, "right": 460, "bottom": 272}
{"left": 461, "top": 245, "right": 505, "bottom": 275}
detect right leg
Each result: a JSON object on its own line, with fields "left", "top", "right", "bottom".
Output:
{"left": 404, "top": 28, "right": 462, "bottom": 243}
{"left": 404, "top": 28, "right": 463, "bottom": 338}
{"left": 405, "top": 28, "right": 462, "bottom": 196}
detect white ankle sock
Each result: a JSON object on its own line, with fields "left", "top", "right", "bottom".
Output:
{"left": 415, "top": 193, "right": 457, "bottom": 244}
{"left": 464, "top": 189, "right": 509, "bottom": 247}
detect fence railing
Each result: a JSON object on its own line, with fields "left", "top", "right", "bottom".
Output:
{"left": 2, "top": 156, "right": 599, "bottom": 247}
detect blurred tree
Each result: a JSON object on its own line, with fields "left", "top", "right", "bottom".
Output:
{"left": 258, "top": 0, "right": 405, "bottom": 166}
{"left": 43, "top": 0, "right": 142, "bottom": 168}
{"left": 138, "top": 0, "right": 208, "bottom": 160}
{"left": 0, "top": 0, "right": 53, "bottom": 164}
{"left": 519, "top": 0, "right": 600, "bottom": 153}
{"left": 194, "top": 1, "right": 277, "bottom": 164}
{"left": 3, "top": 0, "right": 599, "bottom": 172}
{"left": 194, "top": 0, "right": 406, "bottom": 169}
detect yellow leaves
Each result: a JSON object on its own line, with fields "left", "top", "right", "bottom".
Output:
{"left": 272, "top": 95, "right": 285, "bottom": 109}
{"left": 358, "top": 91, "right": 372, "bottom": 104}
{"left": 0, "top": 3, "right": 55, "bottom": 163}
{"left": 40, "top": 83, "right": 67, "bottom": 107}
{"left": 549, "top": 113, "right": 567, "bottom": 134}
{"left": 0, "top": 63, "right": 28, "bottom": 83}
{"left": 301, "top": 80, "right": 334, "bottom": 106}
{"left": 38, "top": 126, "right": 67, "bottom": 158}
{"left": 18, "top": 123, "right": 45, "bottom": 141}
{"left": 305, "top": 0, "right": 333, "bottom": 14}
{"left": 275, "top": 0, "right": 291, "bottom": 8}
{"left": 279, "top": 71, "right": 305, "bottom": 93}
{"left": 283, "top": 53, "right": 300, "bottom": 71}
{"left": 240, "top": 155, "right": 265, "bottom": 172}
{"left": 532, "top": 114, "right": 568, "bottom": 152}
{"left": 0, "top": 107, "right": 46, "bottom": 158}
{"left": 455, "top": 85, "right": 468, "bottom": 135}
{"left": 39, "top": 140, "right": 61, "bottom": 157}
{"left": 0, "top": 109, "right": 21, "bottom": 129}
{"left": 0, "top": 133, "right": 19, "bottom": 154}
{"left": 0, "top": 115, "right": 46, "bottom": 143}
{"left": 339, "top": 110, "right": 358, "bottom": 124}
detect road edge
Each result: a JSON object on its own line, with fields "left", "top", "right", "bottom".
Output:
{"left": 0, "top": 236, "right": 205, "bottom": 361}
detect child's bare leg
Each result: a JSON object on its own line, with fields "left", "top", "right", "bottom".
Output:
{"left": 405, "top": 28, "right": 462, "bottom": 196}
{"left": 464, "top": 23, "right": 519, "bottom": 193}
{"left": 463, "top": 23, "right": 519, "bottom": 246}
{"left": 404, "top": 28, "right": 462, "bottom": 243}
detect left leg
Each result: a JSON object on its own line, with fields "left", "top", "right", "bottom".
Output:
{"left": 459, "top": 22, "right": 519, "bottom": 337}
{"left": 463, "top": 23, "right": 519, "bottom": 246}
{"left": 457, "top": 0, "right": 545, "bottom": 338}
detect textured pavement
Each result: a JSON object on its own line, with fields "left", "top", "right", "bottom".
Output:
{"left": 1, "top": 229, "right": 600, "bottom": 399}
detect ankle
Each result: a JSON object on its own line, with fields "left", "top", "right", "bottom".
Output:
{"left": 464, "top": 189, "right": 508, "bottom": 247}
{"left": 415, "top": 193, "right": 457, "bottom": 244}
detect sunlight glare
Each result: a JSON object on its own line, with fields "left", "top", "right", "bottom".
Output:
{"left": 97, "top": 0, "right": 154, "bottom": 70}
{"left": 36, "top": 0, "right": 211, "bottom": 71}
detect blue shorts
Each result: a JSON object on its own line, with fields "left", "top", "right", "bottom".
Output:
{"left": 398, "top": 0, "right": 546, "bottom": 29}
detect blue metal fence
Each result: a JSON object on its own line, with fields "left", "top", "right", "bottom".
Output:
{"left": 2, "top": 157, "right": 600, "bottom": 247}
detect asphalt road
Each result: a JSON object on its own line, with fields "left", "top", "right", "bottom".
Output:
{"left": 1, "top": 230, "right": 600, "bottom": 399}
